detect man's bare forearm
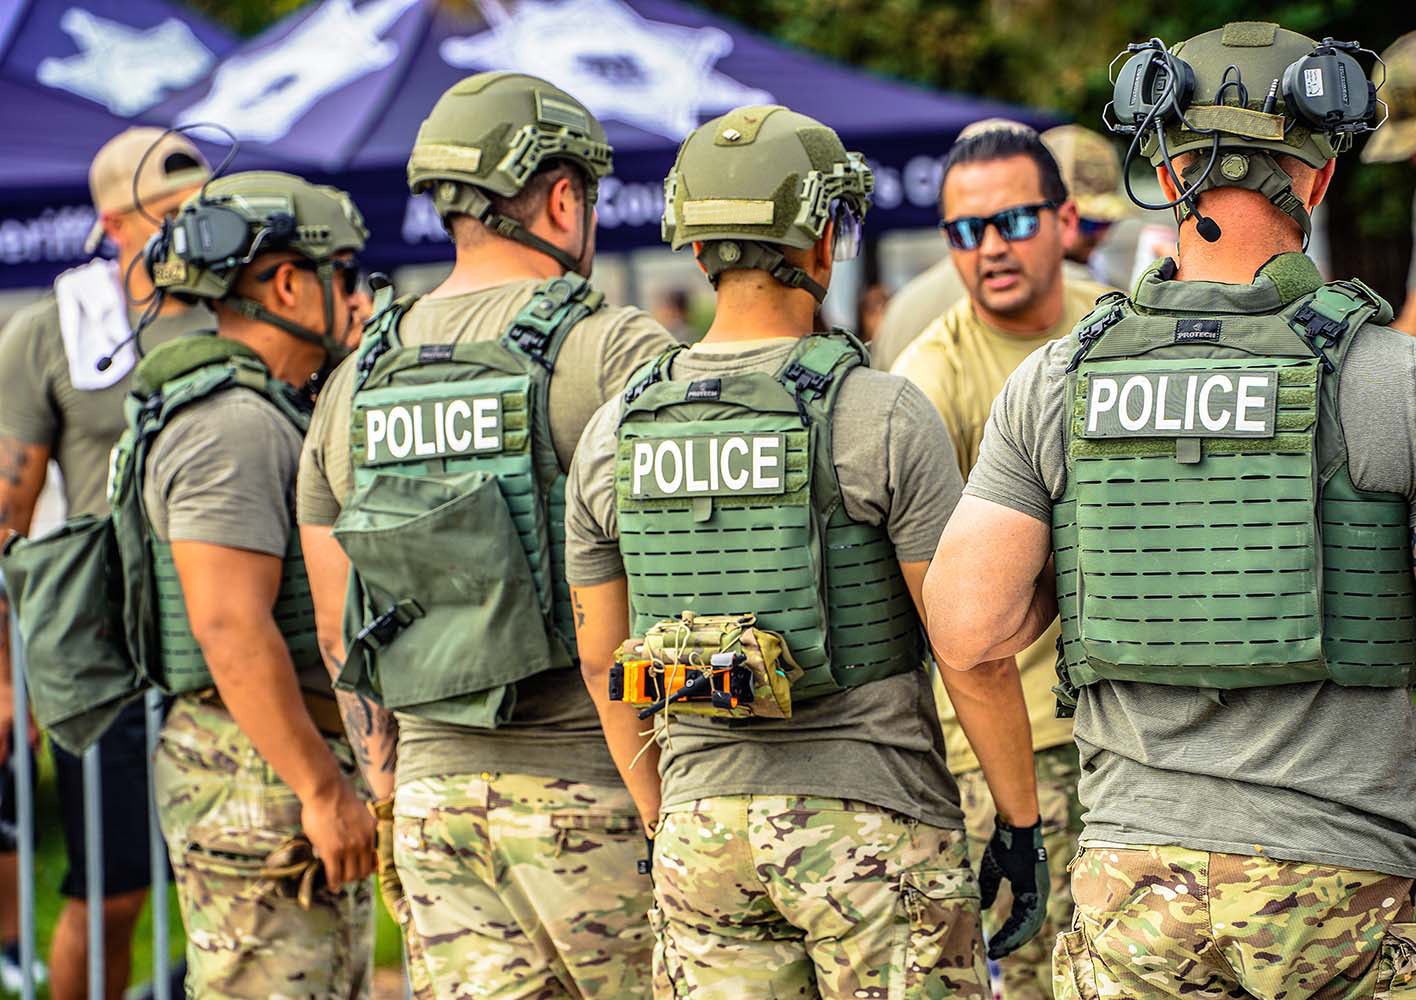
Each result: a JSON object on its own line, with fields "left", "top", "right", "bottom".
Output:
{"left": 938, "top": 656, "right": 1039, "bottom": 826}
{"left": 317, "top": 644, "right": 398, "bottom": 800}
{"left": 0, "top": 436, "right": 50, "bottom": 684}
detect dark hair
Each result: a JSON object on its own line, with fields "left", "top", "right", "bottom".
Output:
{"left": 938, "top": 129, "right": 1067, "bottom": 215}
{"left": 492, "top": 159, "right": 587, "bottom": 227}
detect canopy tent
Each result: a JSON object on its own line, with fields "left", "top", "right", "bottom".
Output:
{"left": 0, "top": 0, "right": 1058, "bottom": 290}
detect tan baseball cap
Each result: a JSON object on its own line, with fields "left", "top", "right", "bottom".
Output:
{"left": 1042, "top": 124, "right": 1132, "bottom": 222}
{"left": 1361, "top": 31, "right": 1416, "bottom": 164}
{"left": 84, "top": 127, "right": 210, "bottom": 253}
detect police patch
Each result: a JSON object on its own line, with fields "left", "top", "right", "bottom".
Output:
{"left": 1082, "top": 369, "right": 1278, "bottom": 438}
{"left": 628, "top": 433, "right": 786, "bottom": 499}
{"left": 361, "top": 394, "right": 504, "bottom": 465}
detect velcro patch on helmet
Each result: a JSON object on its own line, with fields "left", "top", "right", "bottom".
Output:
{"left": 682, "top": 199, "right": 775, "bottom": 226}
{"left": 1220, "top": 21, "right": 1278, "bottom": 46}
{"left": 537, "top": 92, "right": 591, "bottom": 134}
{"left": 1187, "top": 105, "right": 1285, "bottom": 140}
{"left": 409, "top": 144, "right": 484, "bottom": 173}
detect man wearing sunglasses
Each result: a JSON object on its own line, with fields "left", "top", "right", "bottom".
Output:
{"left": 889, "top": 124, "right": 1112, "bottom": 1000}
{"left": 0, "top": 127, "right": 213, "bottom": 1000}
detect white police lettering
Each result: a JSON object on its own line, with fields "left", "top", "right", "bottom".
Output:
{"left": 363, "top": 395, "right": 504, "bottom": 465}
{"left": 1084, "top": 369, "right": 1278, "bottom": 438}
{"left": 630, "top": 433, "right": 788, "bottom": 498}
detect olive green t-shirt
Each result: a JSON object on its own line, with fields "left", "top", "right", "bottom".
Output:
{"left": 891, "top": 279, "right": 1111, "bottom": 773}
{"left": 965, "top": 255, "right": 1416, "bottom": 877}
{"left": 297, "top": 279, "right": 675, "bottom": 786}
{"left": 0, "top": 295, "right": 211, "bottom": 516}
{"left": 564, "top": 338, "right": 966, "bottom": 828}
{"left": 142, "top": 382, "right": 330, "bottom": 696}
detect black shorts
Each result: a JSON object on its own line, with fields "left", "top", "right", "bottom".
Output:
{"left": 0, "top": 735, "right": 37, "bottom": 853}
{"left": 52, "top": 699, "right": 156, "bottom": 899}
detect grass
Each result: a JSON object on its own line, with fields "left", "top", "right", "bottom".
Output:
{"left": 11, "top": 744, "right": 404, "bottom": 999}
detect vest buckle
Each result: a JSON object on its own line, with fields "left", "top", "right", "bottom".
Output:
{"left": 353, "top": 599, "right": 424, "bottom": 652}
{"left": 1292, "top": 304, "right": 1345, "bottom": 372}
{"left": 1065, "top": 305, "right": 1125, "bottom": 372}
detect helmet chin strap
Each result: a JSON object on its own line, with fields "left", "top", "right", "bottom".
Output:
{"left": 1175, "top": 151, "right": 1313, "bottom": 241}
{"left": 226, "top": 262, "right": 347, "bottom": 364}
{"left": 695, "top": 240, "right": 828, "bottom": 303}
{"left": 459, "top": 186, "right": 587, "bottom": 276}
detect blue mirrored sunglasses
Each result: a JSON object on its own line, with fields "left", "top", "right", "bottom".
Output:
{"left": 939, "top": 200, "right": 1060, "bottom": 251}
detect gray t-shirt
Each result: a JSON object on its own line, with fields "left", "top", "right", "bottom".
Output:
{"left": 564, "top": 338, "right": 967, "bottom": 828}
{"left": 966, "top": 260, "right": 1416, "bottom": 877}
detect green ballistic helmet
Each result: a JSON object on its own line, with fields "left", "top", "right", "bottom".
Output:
{"left": 407, "top": 71, "right": 613, "bottom": 274}
{"left": 1107, "top": 22, "right": 1382, "bottom": 240}
{"left": 662, "top": 105, "right": 873, "bottom": 302}
{"left": 150, "top": 170, "right": 367, "bottom": 358}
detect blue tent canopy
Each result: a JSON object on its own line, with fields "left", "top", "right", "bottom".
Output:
{"left": 0, "top": 0, "right": 1057, "bottom": 290}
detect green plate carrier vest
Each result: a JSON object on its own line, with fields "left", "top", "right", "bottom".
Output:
{"left": 1053, "top": 266, "right": 1416, "bottom": 711}
{"left": 614, "top": 330, "right": 922, "bottom": 701}
{"left": 110, "top": 336, "right": 322, "bottom": 695}
{"left": 335, "top": 276, "right": 602, "bottom": 727}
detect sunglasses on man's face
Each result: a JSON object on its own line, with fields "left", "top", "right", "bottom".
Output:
{"left": 257, "top": 256, "right": 363, "bottom": 296}
{"left": 1078, "top": 217, "right": 1113, "bottom": 237}
{"left": 939, "top": 200, "right": 1060, "bottom": 251}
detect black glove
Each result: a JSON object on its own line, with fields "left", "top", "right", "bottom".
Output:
{"left": 978, "top": 816, "right": 1049, "bottom": 960}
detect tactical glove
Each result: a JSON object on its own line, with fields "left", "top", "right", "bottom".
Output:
{"left": 258, "top": 834, "right": 326, "bottom": 911}
{"left": 978, "top": 816, "right": 1049, "bottom": 960}
{"left": 370, "top": 796, "right": 403, "bottom": 919}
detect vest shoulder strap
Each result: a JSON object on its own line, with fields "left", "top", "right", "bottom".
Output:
{"left": 621, "top": 344, "right": 688, "bottom": 412}
{"left": 353, "top": 290, "right": 421, "bottom": 391}
{"left": 133, "top": 337, "right": 307, "bottom": 441}
{"left": 1287, "top": 280, "right": 1391, "bottom": 373}
{"left": 776, "top": 328, "right": 867, "bottom": 425}
{"left": 1064, "top": 291, "right": 1128, "bottom": 372}
{"left": 502, "top": 274, "right": 605, "bottom": 372}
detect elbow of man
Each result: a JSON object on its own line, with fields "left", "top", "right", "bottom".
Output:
{"left": 188, "top": 605, "right": 265, "bottom": 667}
{"left": 930, "top": 628, "right": 994, "bottom": 672}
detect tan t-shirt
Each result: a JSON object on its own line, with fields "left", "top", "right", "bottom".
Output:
{"left": 564, "top": 338, "right": 967, "bottom": 828}
{"left": 890, "top": 278, "right": 1109, "bottom": 773}
{"left": 297, "top": 279, "right": 674, "bottom": 786}
{"left": 871, "top": 257, "right": 967, "bottom": 372}
{"left": 0, "top": 297, "right": 211, "bottom": 516}
{"left": 142, "top": 382, "right": 330, "bottom": 696}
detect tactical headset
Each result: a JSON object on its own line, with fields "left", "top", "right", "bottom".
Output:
{"left": 1104, "top": 35, "right": 1384, "bottom": 243}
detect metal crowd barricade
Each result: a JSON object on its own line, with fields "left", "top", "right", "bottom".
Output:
{"left": 7, "top": 604, "right": 173, "bottom": 1000}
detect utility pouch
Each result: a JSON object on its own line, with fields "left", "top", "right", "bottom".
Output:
{"left": 0, "top": 515, "right": 145, "bottom": 754}
{"left": 333, "top": 468, "right": 553, "bottom": 727}
{"left": 610, "top": 612, "right": 802, "bottom": 720}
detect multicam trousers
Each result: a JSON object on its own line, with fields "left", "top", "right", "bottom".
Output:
{"left": 1055, "top": 844, "right": 1416, "bottom": 999}
{"left": 958, "top": 743, "right": 1083, "bottom": 1000}
{"left": 393, "top": 771, "right": 654, "bottom": 1000}
{"left": 154, "top": 697, "right": 373, "bottom": 1000}
{"left": 652, "top": 795, "right": 989, "bottom": 999}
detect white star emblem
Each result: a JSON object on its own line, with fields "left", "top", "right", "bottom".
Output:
{"left": 441, "top": 0, "right": 773, "bottom": 140}
{"left": 36, "top": 7, "right": 214, "bottom": 116}
{"left": 179, "top": 0, "right": 419, "bottom": 144}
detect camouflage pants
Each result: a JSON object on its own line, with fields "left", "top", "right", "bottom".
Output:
{"left": 153, "top": 697, "right": 373, "bottom": 1000}
{"left": 652, "top": 795, "right": 990, "bottom": 999}
{"left": 959, "top": 743, "right": 1083, "bottom": 1000}
{"left": 1055, "top": 844, "right": 1416, "bottom": 999}
{"left": 393, "top": 771, "right": 654, "bottom": 999}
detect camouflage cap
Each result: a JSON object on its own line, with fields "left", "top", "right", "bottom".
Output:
{"left": 1042, "top": 124, "right": 1132, "bottom": 222}
{"left": 1361, "top": 31, "right": 1416, "bottom": 163}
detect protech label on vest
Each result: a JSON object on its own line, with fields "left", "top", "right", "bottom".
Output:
{"left": 1174, "top": 319, "right": 1222, "bottom": 342}
{"left": 362, "top": 395, "right": 503, "bottom": 465}
{"left": 629, "top": 434, "right": 787, "bottom": 499}
{"left": 1082, "top": 369, "right": 1278, "bottom": 438}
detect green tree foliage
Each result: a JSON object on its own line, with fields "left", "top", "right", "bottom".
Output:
{"left": 187, "top": 0, "right": 1414, "bottom": 299}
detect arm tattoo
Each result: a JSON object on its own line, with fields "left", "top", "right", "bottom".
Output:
{"left": 0, "top": 439, "right": 29, "bottom": 488}
{"left": 573, "top": 591, "right": 586, "bottom": 629}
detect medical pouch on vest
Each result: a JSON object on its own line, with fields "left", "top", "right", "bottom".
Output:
{"left": 336, "top": 276, "right": 601, "bottom": 727}
{"left": 611, "top": 612, "right": 803, "bottom": 719}
{"left": 614, "top": 330, "right": 922, "bottom": 708}
{"left": 114, "top": 337, "right": 322, "bottom": 696}
{"left": 1053, "top": 270, "right": 1416, "bottom": 699}
{"left": 1, "top": 514, "right": 141, "bottom": 754}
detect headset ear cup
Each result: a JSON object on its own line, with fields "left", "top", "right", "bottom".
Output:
{"left": 1282, "top": 47, "right": 1374, "bottom": 132}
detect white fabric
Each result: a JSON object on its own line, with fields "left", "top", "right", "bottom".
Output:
{"left": 53, "top": 258, "right": 135, "bottom": 390}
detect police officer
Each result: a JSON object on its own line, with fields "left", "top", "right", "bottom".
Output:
{"left": 131, "top": 170, "right": 376, "bottom": 998}
{"left": 0, "top": 127, "right": 211, "bottom": 1000}
{"left": 565, "top": 104, "right": 1047, "bottom": 998}
{"left": 297, "top": 73, "right": 673, "bottom": 999}
{"left": 925, "top": 22, "right": 1416, "bottom": 997}
{"left": 1360, "top": 30, "right": 1416, "bottom": 334}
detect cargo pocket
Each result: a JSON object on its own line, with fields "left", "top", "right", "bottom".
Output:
{"left": 900, "top": 867, "right": 989, "bottom": 999}
{"left": 1374, "top": 922, "right": 1416, "bottom": 998}
{"left": 334, "top": 469, "right": 556, "bottom": 723}
{"left": 549, "top": 811, "right": 641, "bottom": 855}
{"left": 1053, "top": 927, "right": 1101, "bottom": 1000}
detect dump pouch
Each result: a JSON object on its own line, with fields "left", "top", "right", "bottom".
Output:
{"left": 0, "top": 516, "right": 144, "bottom": 754}
{"left": 333, "top": 468, "right": 552, "bottom": 727}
